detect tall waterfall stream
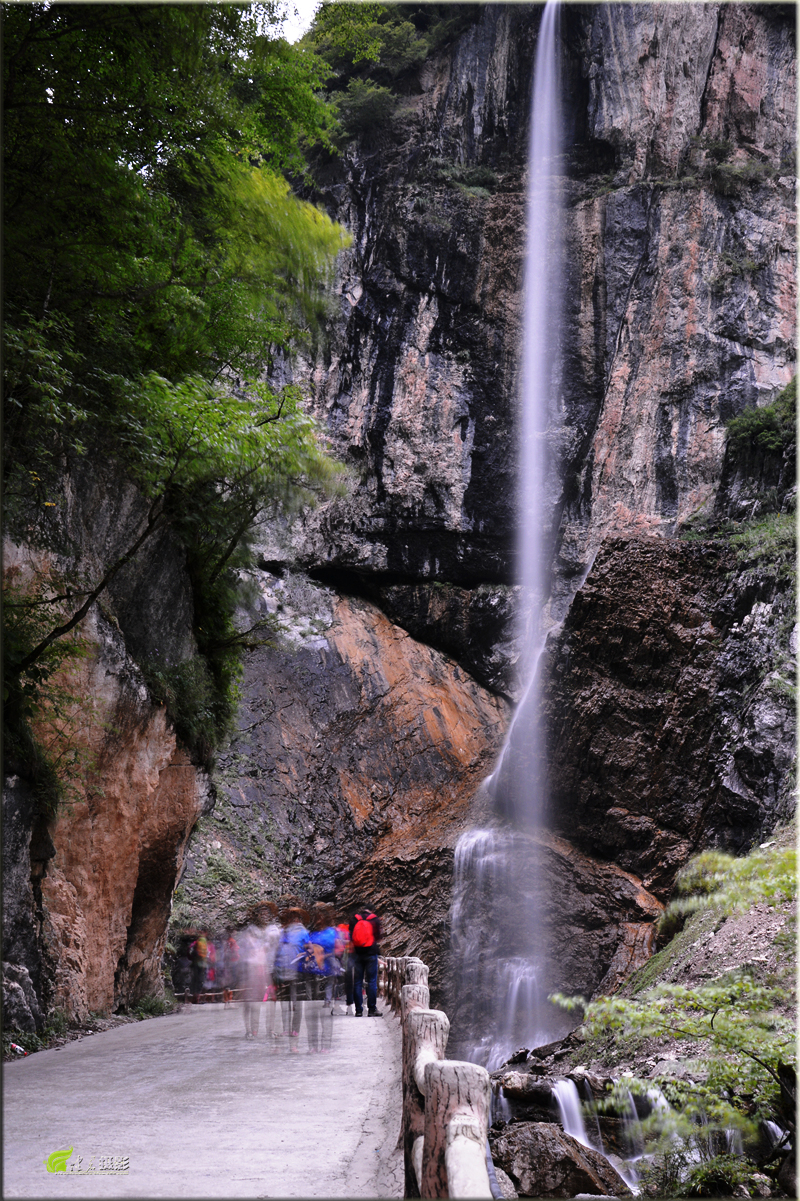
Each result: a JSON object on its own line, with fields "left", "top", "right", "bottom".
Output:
{"left": 450, "top": 0, "right": 566, "bottom": 1072}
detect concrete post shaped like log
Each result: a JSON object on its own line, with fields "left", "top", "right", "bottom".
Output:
{"left": 397, "top": 983, "right": 431, "bottom": 1182}
{"left": 420, "top": 1060, "right": 492, "bottom": 1199}
{"left": 445, "top": 1118, "right": 493, "bottom": 1199}
{"left": 401, "top": 982, "right": 430, "bottom": 1020}
{"left": 402, "top": 1008, "right": 449, "bottom": 1197}
{"left": 391, "top": 957, "right": 405, "bottom": 1010}
{"left": 404, "top": 958, "right": 429, "bottom": 989}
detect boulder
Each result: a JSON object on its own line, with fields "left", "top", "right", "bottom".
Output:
{"left": 490, "top": 1121, "right": 633, "bottom": 1198}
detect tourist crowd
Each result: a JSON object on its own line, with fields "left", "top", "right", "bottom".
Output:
{"left": 172, "top": 901, "right": 383, "bottom": 1052}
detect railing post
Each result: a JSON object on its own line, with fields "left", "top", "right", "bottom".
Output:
{"left": 390, "top": 957, "right": 402, "bottom": 1011}
{"left": 420, "top": 1060, "right": 493, "bottom": 1199}
{"left": 402, "top": 1007, "right": 449, "bottom": 1197}
{"left": 404, "top": 957, "right": 429, "bottom": 988}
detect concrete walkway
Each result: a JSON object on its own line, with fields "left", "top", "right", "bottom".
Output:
{"left": 3, "top": 1003, "right": 403, "bottom": 1199}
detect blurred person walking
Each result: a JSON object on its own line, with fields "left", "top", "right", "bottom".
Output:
{"left": 273, "top": 906, "right": 310, "bottom": 1052}
{"left": 258, "top": 902, "right": 282, "bottom": 1046}
{"left": 189, "top": 930, "right": 209, "bottom": 1003}
{"left": 335, "top": 914, "right": 355, "bottom": 1015}
{"left": 222, "top": 929, "right": 240, "bottom": 1006}
{"left": 303, "top": 903, "right": 338, "bottom": 1051}
{"left": 241, "top": 912, "right": 269, "bottom": 1038}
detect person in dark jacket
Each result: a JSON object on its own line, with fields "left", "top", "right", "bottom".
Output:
{"left": 349, "top": 906, "right": 382, "bottom": 1017}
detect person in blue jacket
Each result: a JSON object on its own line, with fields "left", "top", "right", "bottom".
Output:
{"left": 303, "top": 902, "right": 338, "bottom": 1051}
{"left": 273, "top": 906, "right": 310, "bottom": 1051}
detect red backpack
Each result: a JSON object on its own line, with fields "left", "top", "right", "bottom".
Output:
{"left": 351, "top": 913, "right": 376, "bottom": 949}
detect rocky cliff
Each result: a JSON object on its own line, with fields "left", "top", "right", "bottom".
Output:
{"left": 544, "top": 526, "right": 795, "bottom": 896}
{"left": 275, "top": 2, "right": 795, "bottom": 630}
{"left": 2, "top": 516, "right": 211, "bottom": 1028}
{"left": 213, "top": 2, "right": 794, "bottom": 992}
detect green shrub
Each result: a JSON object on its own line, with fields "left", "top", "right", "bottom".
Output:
{"left": 707, "top": 158, "right": 776, "bottom": 195}
{"left": 727, "top": 511, "right": 796, "bottom": 575}
{"left": 204, "top": 851, "right": 241, "bottom": 885}
{"left": 140, "top": 655, "right": 233, "bottom": 768}
{"left": 726, "top": 376, "right": 796, "bottom": 455}
{"left": 3, "top": 1007, "right": 69, "bottom": 1055}
{"left": 336, "top": 79, "right": 396, "bottom": 133}
{"left": 684, "top": 1152, "right": 754, "bottom": 1197}
{"left": 130, "top": 995, "right": 171, "bottom": 1019}
{"left": 425, "top": 158, "right": 499, "bottom": 191}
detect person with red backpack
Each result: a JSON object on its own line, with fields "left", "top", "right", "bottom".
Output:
{"left": 349, "top": 906, "right": 382, "bottom": 1017}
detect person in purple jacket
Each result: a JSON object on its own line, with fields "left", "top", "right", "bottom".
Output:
{"left": 349, "top": 905, "right": 382, "bottom": 1017}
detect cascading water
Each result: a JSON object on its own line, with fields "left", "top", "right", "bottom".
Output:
{"left": 450, "top": 0, "right": 565, "bottom": 1070}
{"left": 553, "top": 1080, "right": 595, "bottom": 1150}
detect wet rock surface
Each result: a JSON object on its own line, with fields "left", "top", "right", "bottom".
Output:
{"left": 486, "top": 822, "right": 795, "bottom": 1195}
{"left": 444, "top": 827, "right": 663, "bottom": 1048}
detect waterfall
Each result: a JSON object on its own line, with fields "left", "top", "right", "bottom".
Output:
{"left": 449, "top": 0, "right": 564, "bottom": 1070}
{"left": 553, "top": 1080, "right": 594, "bottom": 1149}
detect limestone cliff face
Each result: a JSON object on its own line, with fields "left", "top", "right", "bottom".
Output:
{"left": 558, "top": 4, "right": 796, "bottom": 605}
{"left": 178, "top": 573, "right": 508, "bottom": 951}
{"left": 271, "top": 3, "right": 795, "bottom": 635}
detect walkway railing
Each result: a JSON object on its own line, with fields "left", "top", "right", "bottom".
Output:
{"left": 380, "top": 956, "right": 499, "bottom": 1199}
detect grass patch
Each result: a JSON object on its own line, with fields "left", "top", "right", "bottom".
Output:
{"left": 728, "top": 511, "right": 796, "bottom": 574}
{"left": 130, "top": 994, "right": 172, "bottom": 1019}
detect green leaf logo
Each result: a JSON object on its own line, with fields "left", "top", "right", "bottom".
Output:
{"left": 44, "top": 1148, "right": 73, "bottom": 1173}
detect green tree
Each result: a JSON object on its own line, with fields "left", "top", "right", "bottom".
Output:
{"left": 2, "top": 3, "right": 348, "bottom": 783}
{"left": 725, "top": 376, "right": 796, "bottom": 456}
{"left": 307, "top": 2, "right": 482, "bottom": 137}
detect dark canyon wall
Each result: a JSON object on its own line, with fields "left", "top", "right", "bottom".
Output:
{"left": 3, "top": 3, "right": 795, "bottom": 1027}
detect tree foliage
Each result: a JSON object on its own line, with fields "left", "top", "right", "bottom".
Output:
{"left": 663, "top": 841, "right": 797, "bottom": 923}
{"left": 726, "top": 376, "right": 796, "bottom": 457}
{"left": 307, "top": 3, "right": 482, "bottom": 137}
{"left": 2, "top": 2, "right": 349, "bottom": 782}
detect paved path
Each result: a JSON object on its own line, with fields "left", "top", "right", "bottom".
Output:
{"left": 3, "top": 1003, "right": 403, "bottom": 1198}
